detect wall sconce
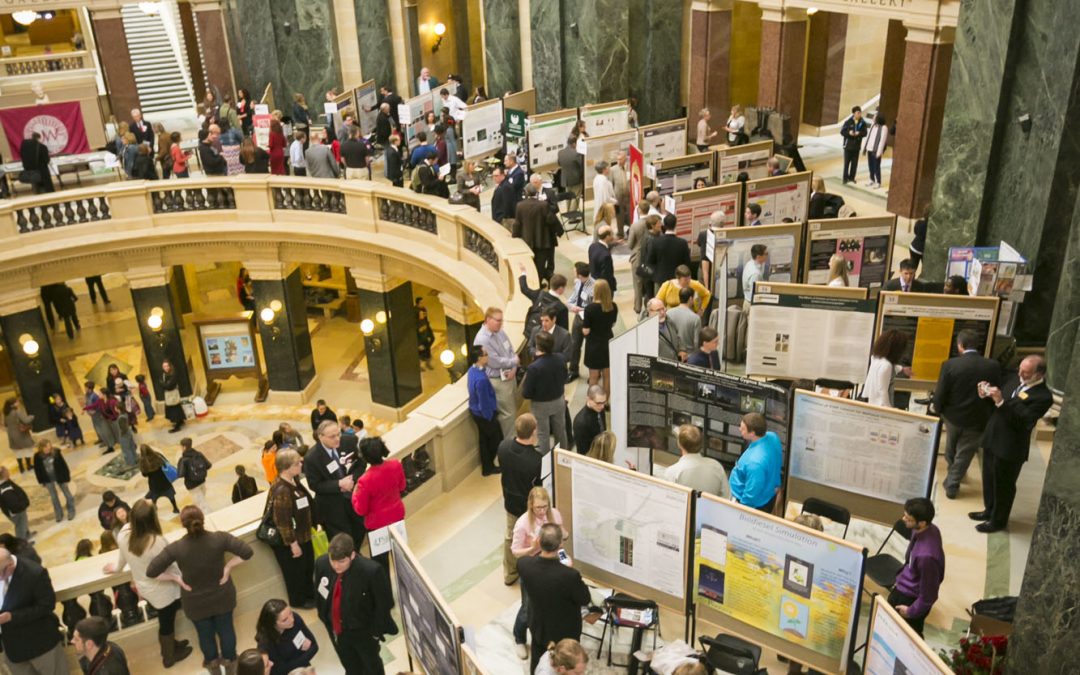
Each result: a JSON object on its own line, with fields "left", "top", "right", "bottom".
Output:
{"left": 375, "top": 310, "right": 387, "bottom": 325}
{"left": 460, "top": 343, "right": 468, "bottom": 357}
{"left": 18, "top": 334, "right": 42, "bottom": 374}
{"left": 147, "top": 307, "right": 168, "bottom": 349}
{"left": 360, "top": 318, "right": 383, "bottom": 352}
{"left": 260, "top": 300, "right": 283, "bottom": 341}
{"left": 432, "top": 22, "right": 446, "bottom": 53}
{"left": 439, "top": 349, "right": 455, "bottom": 367}
{"left": 13, "top": 11, "right": 39, "bottom": 26}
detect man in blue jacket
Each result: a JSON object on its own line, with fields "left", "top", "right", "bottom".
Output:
{"left": 729, "top": 412, "right": 783, "bottom": 513}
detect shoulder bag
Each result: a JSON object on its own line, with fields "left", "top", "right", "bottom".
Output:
{"left": 256, "top": 486, "right": 286, "bottom": 547}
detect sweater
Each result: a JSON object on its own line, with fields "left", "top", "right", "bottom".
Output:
{"left": 352, "top": 460, "right": 406, "bottom": 531}
{"left": 259, "top": 612, "right": 319, "bottom": 675}
{"left": 146, "top": 531, "right": 253, "bottom": 621}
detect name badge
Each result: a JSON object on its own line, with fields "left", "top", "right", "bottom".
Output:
{"left": 1018, "top": 392, "right": 1029, "bottom": 400}
{"left": 502, "top": 338, "right": 512, "bottom": 350}
{"left": 292, "top": 631, "right": 307, "bottom": 650}
{"left": 295, "top": 496, "right": 310, "bottom": 509}
{"left": 327, "top": 460, "right": 340, "bottom": 474}
{"left": 318, "top": 577, "right": 330, "bottom": 599}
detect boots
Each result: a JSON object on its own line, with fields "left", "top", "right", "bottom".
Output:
{"left": 160, "top": 634, "right": 192, "bottom": 668}
{"left": 203, "top": 659, "right": 223, "bottom": 675}
{"left": 220, "top": 659, "right": 237, "bottom": 675}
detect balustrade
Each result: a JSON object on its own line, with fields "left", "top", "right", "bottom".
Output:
{"left": 14, "top": 196, "right": 110, "bottom": 233}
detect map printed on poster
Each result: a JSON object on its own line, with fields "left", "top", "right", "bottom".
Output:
{"left": 673, "top": 187, "right": 739, "bottom": 256}
{"left": 655, "top": 156, "right": 713, "bottom": 196}
{"left": 878, "top": 296, "right": 997, "bottom": 382}
{"left": 528, "top": 111, "right": 578, "bottom": 170}
{"left": 462, "top": 99, "right": 504, "bottom": 159}
{"left": 806, "top": 222, "right": 892, "bottom": 289}
{"left": 391, "top": 535, "right": 461, "bottom": 675}
{"left": 356, "top": 80, "right": 378, "bottom": 136}
{"left": 584, "top": 129, "right": 637, "bottom": 195}
{"left": 571, "top": 458, "right": 688, "bottom": 599}
{"left": 580, "top": 103, "right": 630, "bottom": 136}
{"left": 694, "top": 496, "right": 863, "bottom": 669}
{"left": 640, "top": 119, "right": 688, "bottom": 165}
{"left": 717, "top": 144, "right": 772, "bottom": 184}
{"left": 746, "top": 175, "right": 810, "bottom": 224}
{"left": 864, "top": 598, "right": 952, "bottom": 675}
{"left": 747, "top": 290, "right": 877, "bottom": 383}
{"left": 789, "top": 392, "right": 937, "bottom": 504}
{"left": 725, "top": 234, "right": 797, "bottom": 301}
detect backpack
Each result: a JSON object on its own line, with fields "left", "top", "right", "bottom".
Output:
{"left": 183, "top": 452, "right": 210, "bottom": 488}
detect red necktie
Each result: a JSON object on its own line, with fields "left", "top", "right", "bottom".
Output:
{"left": 331, "top": 576, "right": 343, "bottom": 635}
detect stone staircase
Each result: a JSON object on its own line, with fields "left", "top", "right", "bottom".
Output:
{"left": 120, "top": 2, "right": 196, "bottom": 114}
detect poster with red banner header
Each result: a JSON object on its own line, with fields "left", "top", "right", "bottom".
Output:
{"left": 253, "top": 113, "right": 272, "bottom": 150}
{"left": 0, "top": 102, "right": 90, "bottom": 160}
{"left": 629, "top": 143, "right": 644, "bottom": 219}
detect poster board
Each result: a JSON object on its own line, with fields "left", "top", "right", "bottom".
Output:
{"left": 863, "top": 595, "right": 953, "bottom": 675}
{"left": 786, "top": 390, "right": 940, "bottom": 525}
{"left": 694, "top": 494, "right": 866, "bottom": 675}
{"left": 553, "top": 449, "right": 693, "bottom": 614}
{"left": 390, "top": 530, "right": 463, "bottom": 675}
{"left": 875, "top": 292, "right": 1000, "bottom": 389}
{"left": 579, "top": 100, "right": 630, "bottom": 136}
{"left": 502, "top": 88, "right": 537, "bottom": 116}
{"left": 192, "top": 316, "right": 267, "bottom": 403}
{"left": 639, "top": 118, "right": 689, "bottom": 165}
{"left": 672, "top": 183, "right": 742, "bottom": 259}
{"left": 747, "top": 282, "right": 875, "bottom": 384}
{"left": 626, "top": 356, "right": 790, "bottom": 469}
{"left": 715, "top": 139, "right": 773, "bottom": 184}
{"left": 745, "top": 171, "right": 812, "bottom": 225}
{"left": 527, "top": 108, "right": 578, "bottom": 172}
{"left": 460, "top": 643, "right": 496, "bottom": 675}
{"left": 713, "top": 222, "right": 804, "bottom": 304}
{"left": 583, "top": 128, "right": 638, "bottom": 199}
{"left": 403, "top": 92, "right": 436, "bottom": 149}
{"left": 461, "top": 97, "right": 504, "bottom": 160}
{"left": 653, "top": 152, "right": 715, "bottom": 196}
{"left": 610, "top": 316, "right": 660, "bottom": 473}
{"left": 356, "top": 79, "right": 379, "bottom": 137}
{"left": 803, "top": 216, "right": 897, "bottom": 291}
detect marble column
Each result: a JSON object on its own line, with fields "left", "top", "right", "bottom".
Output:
{"left": 560, "top": 0, "right": 629, "bottom": 108}
{"left": 1046, "top": 191, "right": 1080, "bottom": 390}
{"left": 223, "top": 0, "right": 281, "bottom": 107}
{"left": 1008, "top": 324, "right": 1080, "bottom": 669}
{"left": 333, "top": 0, "right": 363, "bottom": 89}
{"left": 351, "top": 270, "right": 422, "bottom": 415}
{"left": 90, "top": 10, "right": 141, "bottom": 116}
{"left": 354, "top": 0, "right": 396, "bottom": 88}
{"left": 627, "top": 0, "right": 685, "bottom": 125}
{"left": 482, "top": 0, "right": 522, "bottom": 98}
{"left": 248, "top": 264, "right": 318, "bottom": 401}
{"left": 757, "top": 5, "right": 807, "bottom": 141}
{"left": 0, "top": 294, "right": 64, "bottom": 433}
{"left": 687, "top": 2, "right": 733, "bottom": 131}
{"left": 877, "top": 19, "right": 907, "bottom": 129}
{"left": 884, "top": 24, "right": 953, "bottom": 220}
{"left": 193, "top": 2, "right": 237, "bottom": 95}
{"left": 530, "top": 0, "right": 562, "bottom": 113}
{"left": 439, "top": 291, "right": 483, "bottom": 381}
{"left": 802, "top": 11, "right": 847, "bottom": 128}
{"left": 128, "top": 271, "right": 193, "bottom": 401}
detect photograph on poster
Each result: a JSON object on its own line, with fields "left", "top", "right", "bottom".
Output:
{"left": 640, "top": 119, "right": 688, "bottom": 165}
{"left": 725, "top": 234, "right": 797, "bottom": 301}
{"left": 391, "top": 535, "right": 460, "bottom": 675}
{"left": 528, "top": 111, "right": 579, "bottom": 171}
{"left": 746, "top": 174, "right": 811, "bottom": 224}
{"left": 805, "top": 220, "right": 894, "bottom": 289}
{"left": 877, "top": 295, "right": 998, "bottom": 383}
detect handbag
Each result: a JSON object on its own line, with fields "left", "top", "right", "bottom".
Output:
{"left": 311, "top": 528, "right": 329, "bottom": 558}
{"left": 164, "top": 389, "right": 181, "bottom": 406}
{"left": 256, "top": 490, "right": 284, "bottom": 547}
{"left": 635, "top": 261, "right": 655, "bottom": 279}
{"left": 161, "top": 457, "right": 179, "bottom": 483}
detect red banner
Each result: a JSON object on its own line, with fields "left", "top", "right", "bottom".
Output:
{"left": 253, "top": 114, "right": 272, "bottom": 150}
{"left": 629, "top": 143, "right": 644, "bottom": 219}
{"left": 0, "top": 102, "right": 90, "bottom": 160}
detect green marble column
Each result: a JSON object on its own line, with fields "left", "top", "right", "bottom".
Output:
{"left": 561, "top": 0, "right": 629, "bottom": 108}
{"left": 483, "top": 0, "right": 522, "bottom": 98}
{"left": 1046, "top": 196, "right": 1080, "bottom": 390}
{"left": 627, "top": 0, "right": 685, "bottom": 125}
{"left": 223, "top": 0, "right": 282, "bottom": 104}
{"left": 530, "top": 0, "right": 562, "bottom": 113}
{"left": 355, "top": 0, "right": 395, "bottom": 88}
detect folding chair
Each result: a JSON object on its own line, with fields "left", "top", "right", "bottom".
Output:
{"left": 863, "top": 517, "right": 913, "bottom": 596}
{"left": 700, "top": 633, "right": 766, "bottom": 675}
{"left": 801, "top": 497, "right": 852, "bottom": 539}
{"left": 556, "top": 190, "right": 585, "bottom": 234}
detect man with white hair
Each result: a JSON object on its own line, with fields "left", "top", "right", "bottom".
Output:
{"left": 648, "top": 298, "right": 684, "bottom": 361}
{"left": 646, "top": 190, "right": 662, "bottom": 217}
{"left": 375, "top": 102, "right": 393, "bottom": 146}
{"left": 609, "top": 150, "right": 631, "bottom": 235}
{"left": 130, "top": 108, "right": 154, "bottom": 149}
{"left": 529, "top": 173, "right": 559, "bottom": 217}
{"left": 416, "top": 66, "right": 438, "bottom": 95}
{"left": 697, "top": 209, "right": 726, "bottom": 285}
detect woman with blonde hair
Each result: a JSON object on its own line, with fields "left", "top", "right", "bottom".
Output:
{"left": 582, "top": 279, "right": 617, "bottom": 398}
{"left": 593, "top": 202, "right": 617, "bottom": 242}
{"left": 586, "top": 431, "right": 617, "bottom": 464}
{"left": 827, "top": 253, "right": 850, "bottom": 287}
{"left": 535, "top": 638, "right": 588, "bottom": 674}
{"left": 695, "top": 108, "right": 717, "bottom": 151}
{"left": 724, "top": 104, "right": 747, "bottom": 145}
{"left": 510, "top": 486, "right": 566, "bottom": 659}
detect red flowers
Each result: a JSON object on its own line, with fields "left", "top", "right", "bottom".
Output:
{"left": 939, "top": 633, "right": 1008, "bottom": 675}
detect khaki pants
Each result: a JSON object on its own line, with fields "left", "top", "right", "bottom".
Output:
{"left": 5, "top": 641, "right": 66, "bottom": 675}
{"left": 490, "top": 375, "right": 517, "bottom": 439}
{"left": 504, "top": 511, "right": 519, "bottom": 584}
{"left": 345, "top": 167, "right": 367, "bottom": 180}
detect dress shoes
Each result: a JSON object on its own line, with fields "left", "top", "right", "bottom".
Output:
{"left": 976, "top": 522, "right": 1005, "bottom": 534}
{"left": 945, "top": 487, "right": 958, "bottom": 499}
{"left": 968, "top": 510, "right": 990, "bottom": 521}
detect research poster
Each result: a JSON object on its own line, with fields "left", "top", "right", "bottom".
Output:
{"left": 391, "top": 534, "right": 461, "bottom": 675}
{"left": 528, "top": 110, "right": 578, "bottom": 171}
{"left": 877, "top": 293, "right": 998, "bottom": 383}
{"left": 404, "top": 92, "right": 435, "bottom": 149}
{"left": 789, "top": 391, "right": 938, "bottom": 505}
{"left": 720, "top": 228, "right": 799, "bottom": 302}
{"left": 580, "top": 101, "right": 630, "bottom": 136}
{"left": 746, "top": 173, "right": 811, "bottom": 224}
{"left": 199, "top": 323, "right": 257, "bottom": 371}
{"left": 356, "top": 80, "right": 378, "bottom": 136}
{"left": 568, "top": 454, "right": 689, "bottom": 599}
{"left": 717, "top": 140, "right": 773, "bottom": 184}
{"left": 626, "top": 355, "right": 790, "bottom": 468}
{"left": 672, "top": 185, "right": 740, "bottom": 255}
{"left": 640, "top": 119, "right": 688, "bottom": 165}
{"left": 655, "top": 154, "right": 714, "bottom": 196}
{"left": 584, "top": 129, "right": 637, "bottom": 197}
{"left": 864, "top": 597, "right": 952, "bottom": 675}
{"left": 694, "top": 496, "right": 863, "bottom": 670}
{"left": 747, "top": 287, "right": 877, "bottom": 383}
{"left": 462, "top": 98, "right": 504, "bottom": 159}
{"left": 805, "top": 218, "right": 894, "bottom": 289}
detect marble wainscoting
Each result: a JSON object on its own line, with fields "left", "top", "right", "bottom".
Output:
{"left": 223, "top": 0, "right": 282, "bottom": 105}
{"left": 560, "top": 0, "right": 629, "bottom": 108}
{"left": 483, "top": 0, "right": 523, "bottom": 98}
{"left": 627, "top": 0, "right": 684, "bottom": 126}
{"left": 530, "top": 0, "right": 562, "bottom": 113}
{"left": 355, "top": 0, "right": 396, "bottom": 88}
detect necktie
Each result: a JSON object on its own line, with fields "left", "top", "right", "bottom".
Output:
{"left": 331, "top": 575, "right": 343, "bottom": 635}
{"left": 902, "top": 283, "right": 909, "bottom": 292}
{"left": 1012, "top": 385, "right": 1022, "bottom": 398}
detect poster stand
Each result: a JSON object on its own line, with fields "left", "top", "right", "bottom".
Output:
{"left": 527, "top": 108, "right": 579, "bottom": 173}
{"left": 461, "top": 97, "right": 505, "bottom": 160}
{"left": 711, "top": 222, "right": 805, "bottom": 306}
{"left": 637, "top": 118, "right": 689, "bottom": 165}
{"left": 652, "top": 152, "right": 715, "bottom": 196}
{"left": 743, "top": 171, "right": 813, "bottom": 226}
{"left": 191, "top": 315, "right": 267, "bottom": 404}
{"left": 583, "top": 128, "right": 638, "bottom": 199}
{"left": 671, "top": 183, "right": 742, "bottom": 257}
{"left": 259, "top": 82, "right": 275, "bottom": 110}
{"left": 802, "top": 215, "right": 897, "bottom": 293}
{"left": 946, "top": 241, "right": 1030, "bottom": 336}
{"left": 862, "top": 595, "right": 953, "bottom": 675}
{"left": 713, "top": 139, "right": 774, "bottom": 184}
{"left": 355, "top": 79, "right": 379, "bottom": 137}
{"left": 502, "top": 88, "right": 538, "bottom": 116}
{"left": 608, "top": 316, "right": 660, "bottom": 473}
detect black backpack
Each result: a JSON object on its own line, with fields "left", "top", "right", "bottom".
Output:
{"left": 183, "top": 452, "right": 211, "bottom": 488}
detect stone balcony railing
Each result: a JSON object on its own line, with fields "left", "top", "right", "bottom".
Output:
{"left": 0, "top": 51, "right": 93, "bottom": 77}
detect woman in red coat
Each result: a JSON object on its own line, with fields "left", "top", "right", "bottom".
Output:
{"left": 268, "top": 119, "right": 287, "bottom": 175}
{"left": 351, "top": 437, "right": 405, "bottom": 570}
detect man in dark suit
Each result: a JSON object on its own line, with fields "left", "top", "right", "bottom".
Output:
{"left": 572, "top": 385, "right": 608, "bottom": 455}
{"left": 19, "top": 131, "right": 53, "bottom": 194}
{"left": 528, "top": 306, "right": 573, "bottom": 366}
{"left": 196, "top": 128, "right": 227, "bottom": 176}
{"left": 491, "top": 166, "right": 517, "bottom": 228}
{"left": 513, "top": 184, "right": 561, "bottom": 282}
{"left": 504, "top": 153, "right": 526, "bottom": 201}
{"left": 130, "top": 108, "right": 155, "bottom": 149}
{"left": 498, "top": 414, "right": 542, "bottom": 585}
{"left": 647, "top": 214, "right": 692, "bottom": 288}
{"left": 588, "top": 225, "right": 617, "bottom": 292}
{"left": 520, "top": 269, "right": 570, "bottom": 331}
{"left": 933, "top": 330, "right": 1002, "bottom": 499}
{"left": 518, "top": 523, "right": 591, "bottom": 672}
{"left": 840, "top": 105, "right": 867, "bottom": 183}
{"left": 376, "top": 85, "right": 403, "bottom": 126}
{"left": 313, "top": 549, "right": 341, "bottom": 657}
{"left": 648, "top": 298, "right": 685, "bottom": 361}
{"left": 0, "top": 547, "right": 68, "bottom": 672}
{"left": 970, "top": 356, "right": 1053, "bottom": 533}
{"left": 883, "top": 259, "right": 930, "bottom": 293}
{"left": 557, "top": 135, "right": 584, "bottom": 211}
{"left": 304, "top": 420, "right": 366, "bottom": 546}
{"left": 324, "top": 533, "right": 397, "bottom": 675}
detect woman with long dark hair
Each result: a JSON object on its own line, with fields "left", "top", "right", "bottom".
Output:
{"left": 139, "top": 444, "right": 179, "bottom": 514}
{"left": 255, "top": 599, "right": 319, "bottom": 675}
{"left": 265, "top": 449, "right": 315, "bottom": 607}
{"left": 236, "top": 88, "right": 254, "bottom": 137}
{"left": 240, "top": 138, "right": 270, "bottom": 174}
{"left": 161, "top": 359, "right": 184, "bottom": 433}
{"left": 863, "top": 329, "right": 912, "bottom": 408}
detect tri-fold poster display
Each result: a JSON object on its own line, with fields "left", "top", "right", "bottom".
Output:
{"left": 583, "top": 129, "right": 638, "bottom": 199}
{"left": 390, "top": 530, "right": 462, "bottom": 675}
{"left": 638, "top": 118, "right": 689, "bottom": 165}
{"left": 671, "top": 183, "right": 742, "bottom": 256}
{"left": 654, "top": 152, "right": 715, "bottom": 196}
{"left": 355, "top": 79, "right": 378, "bottom": 137}
{"left": 863, "top": 595, "right": 953, "bottom": 675}
{"left": 803, "top": 216, "right": 897, "bottom": 291}
{"left": 461, "top": 98, "right": 504, "bottom": 160}
{"left": 579, "top": 100, "right": 630, "bottom": 136}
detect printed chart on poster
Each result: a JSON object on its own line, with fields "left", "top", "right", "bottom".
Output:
{"left": 580, "top": 101, "right": 630, "bottom": 136}
{"left": 356, "top": 80, "right": 378, "bottom": 136}
{"left": 876, "top": 293, "right": 999, "bottom": 388}
{"left": 199, "top": 323, "right": 257, "bottom": 371}
{"left": 745, "top": 172, "right": 811, "bottom": 225}
{"left": 462, "top": 98, "right": 504, "bottom": 159}
{"left": 639, "top": 118, "right": 688, "bottom": 165}
{"left": 863, "top": 596, "right": 952, "bottom": 675}
{"left": 672, "top": 184, "right": 741, "bottom": 257}
{"left": 584, "top": 129, "right": 638, "bottom": 198}
{"left": 694, "top": 495, "right": 864, "bottom": 675}
{"left": 715, "top": 140, "right": 773, "bottom": 184}
{"left": 787, "top": 391, "right": 939, "bottom": 524}
{"left": 528, "top": 109, "right": 578, "bottom": 171}
{"left": 403, "top": 92, "right": 435, "bottom": 148}
{"left": 626, "top": 355, "right": 790, "bottom": 468}
{"left": 804, "top": 216, "right": 896, "bottom": 290}
{"left": 654, "top": 153, "right": 714, "bottom": 196}
{"left": 714, "top": 223, "right": 802, "bottom": 303}
{"left": 390, "top": 531, "right": 461, "bottom": 675}
{"left": 556, "top": 450, "right": 692, "bottom": 612}
{"left": 747, "top": 283, "right": 876, "bottom": 383}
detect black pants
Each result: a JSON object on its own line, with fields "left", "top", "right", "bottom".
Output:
{"left": 86, "top": 276, "right": 110, "bottom": 304}
{"left": 60, "top": 312, "right": 80, "bottom": 339}
{"left": 756, "top": 493, "right": 777, "bottom": 515}
{"left": 534, "top": 248, "right": 555, "bottom": 283}
{"left": 155, "top": 599, "right": 181, "bottom": 635}
{"left": 391, "top": 178, "right": 403, "bottom": 187}
{"left": 336, "top": 630, "right": 384, "bottom": 675}
{"left": 570, "top": 315, "right": 584, "bottom": 372}
{"left": 293, "top": 167, "right": 307, "bottom": 177}
{"left": 472, "top": 413, "right": 501, "bottom": 472}
{"left": 887, "top": 588, "right": 925, "bottom": 636}
{"left": 272, "top": 540, "right": 315, "bottom": 606}
{"left": 982, "top": 452, "right": 1024, "bottom": 527}
{"left": 843, "top": 147, "right": 860, "bottom": 182}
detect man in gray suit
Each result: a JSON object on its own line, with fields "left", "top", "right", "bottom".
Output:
{"left": 528, "top": 307, "right": 573, "bottom": 368}
{"left": 666, "top": 287, "right": 702, "bottom": 353}
{"left": 647, "top": 298, "right": 684, "bottom": 361}
{"left": 304, "top": 135, "right": 341, "bottom": 179}
{"left": 557, "top": 136, "right": 584, "bottom": 211}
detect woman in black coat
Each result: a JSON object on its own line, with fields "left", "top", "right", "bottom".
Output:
{"left": 161, "top": 359, "right": 185, "bottom": 433}
{"left": 138, "top": 444, "right": 179, "bottom": 513}
{"left": 33, "top": 439, "right": 75, "bottom": 522}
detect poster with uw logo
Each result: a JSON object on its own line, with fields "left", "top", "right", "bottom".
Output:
{"left": 0, "top": 102, "right": 90, "bottom": 160}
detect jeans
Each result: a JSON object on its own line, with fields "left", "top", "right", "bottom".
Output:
{"left": 194, "top": 611, "right": 237, "bottom": 662}
{"left": 513, "top": 584, "right": 530, "bottom": 644}
{"left": 8, "top": 510, "right": 29, "bottom": 540}
{"left": 140, "top": 393, "right": 155, "bottom": 420}
{"left": 44, "top": 481, "right": 75, "bottom": 521}
{"left": 866, "top": 153, "right": 882, "bottom": 184}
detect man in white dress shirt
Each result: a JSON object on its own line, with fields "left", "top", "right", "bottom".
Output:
{"left": 592, "top": 160, "right": 617, "bottom": 225}
{"left": 664, "top": 424, "right": 730, "bottom": 497}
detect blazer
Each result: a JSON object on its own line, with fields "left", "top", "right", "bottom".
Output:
{"left": 933, "top": 352, "right": 1002, "bottom": 429}
{"left": 513, "top": 199, "right": 560, "bottom": 250}
{"left": 657, "top": 320, "right": 682, "bottom": 361}
{"left": 313, "top": 554, "right": 337, "bottom": 635}
{"left": 528, "top": 325, "right": 573, "bottom": 364}
{"left": 981, "top": 377, "right": 1053, "bottom": 463}
{"left": 303, "top": 442, "right": 364, "bottom": 535}
{"left": 666, "top": 305, "right": 701, "bottom": 352}
{"left": 130, "top": 119, "right": 155, "bottom": 149}
{"left": 883, "top": 277, "right": 931, "bottom": 293}
{"left": 305, "top": 144, "right": 340, "bottom": 178}
{"left": 0, "top": 556, "right": 64, "bottom": 663}
{"left": 197, "top": 142, "right": 227, "bottom": 176}
{"left": 647, "top": 234, "right": 692, "bottom": 284}
{"left": 491, "top": 181, "right": 518, "bottom": 223}
{"left": 519, "top": 276, "right": 570, "bottom": 330}
{"left": 517, "top": 556, "right": 591, "bottom": 650}
{"left": 383, "top": 145, "right": 403, "bottom": 182}
{"left": 588, "top": 241, "right": 616, "bottom": 292}
{"left": 557, "top": 146, "right": 583, "bottom": 189}
{"left": 336, "top": 554, "right": 398, "bottom": 637}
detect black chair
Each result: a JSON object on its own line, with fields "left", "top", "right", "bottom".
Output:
{"left": 556, "top": 190, "right": 585, "bottom": 234}
{"left": 864, "top": 517, "right": 913, "bottom": 595}
{"left": 801, "top": 497, "right": 851, "bottom": 539}
{"left": 597, "top": 593, "right": 659, "bottom": 669}
{"left": 700, "top": 634, "right": 766, "bottom": 675}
